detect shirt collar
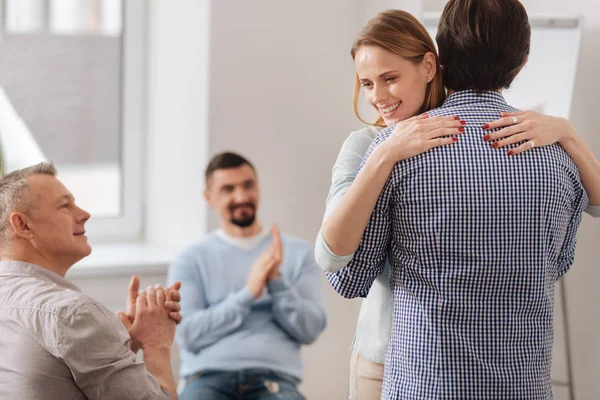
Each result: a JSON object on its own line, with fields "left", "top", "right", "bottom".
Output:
{"left": 215, "top": 228, "right": 270, "bottom": 251}
{"left": 443, "top": 89, "right": 509, "bottom": 109}
{"left": 0, "top": 261, "right": 81, "bottom": 292}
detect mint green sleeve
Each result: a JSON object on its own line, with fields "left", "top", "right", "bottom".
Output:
{"left": 585, "top": 204, "right": 600, "bottom": 218}
{"left": 314, "top": 127, "right": 379, "bottom": 273}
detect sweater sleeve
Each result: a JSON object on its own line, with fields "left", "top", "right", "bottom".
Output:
{"left": 167, "top": 251, "right": 254, "bottom": 354}
{"left": 314, "top": 127, "right": 379, "bottom": 273}
{"left": 268, "top": 245, "right": 326, "bottom": 345}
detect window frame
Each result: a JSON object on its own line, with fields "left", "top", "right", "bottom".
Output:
{"left": 0, "top": 0, "right": 146, "bottom": 242}
{"left": 86, "top": 0, "right": 146, "bottom": 242}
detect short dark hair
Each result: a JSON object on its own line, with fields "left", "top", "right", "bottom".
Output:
{"left": 205, "top": 152, "right": 256, "bottom": 183}
{"left": 436, "top": 0, "right": 530, "bottom": 91}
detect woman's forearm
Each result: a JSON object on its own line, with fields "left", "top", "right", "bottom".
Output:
{"left": 321, "top": 145, "right": 395, "bottom": 256}
{"left": 561, "top": 126, "right": 600, "bottom": 205}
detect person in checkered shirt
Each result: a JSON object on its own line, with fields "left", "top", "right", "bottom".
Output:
{"left": 325, "top": 0, "right": 591, "bottom": 398}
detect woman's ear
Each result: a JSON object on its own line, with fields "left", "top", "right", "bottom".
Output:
{"left": 422, "top": 52, "right": 437, "bottom": 81}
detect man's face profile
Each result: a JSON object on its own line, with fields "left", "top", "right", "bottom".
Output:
{"left": 21, "top": 175, "right": 92, "bottom": 263}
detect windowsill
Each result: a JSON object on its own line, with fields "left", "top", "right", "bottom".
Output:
{"left": 67, "top": 242, "right": 176, "bottom": 278}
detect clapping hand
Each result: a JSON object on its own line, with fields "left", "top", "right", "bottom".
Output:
{"left": 246, "top": 224, "right": 284, "bottom": 298}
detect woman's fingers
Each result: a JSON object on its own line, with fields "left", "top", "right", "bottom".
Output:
{"left": 482, "top": 125, "right": 525, "bottom": 141}
{"left": 426, "top": 127, "right": 464, "bottom": 139}
{"left": 492, "top": 132, "right": 529, "bottom": 149}
{"left": 482, "top": 116, "right": 521, "bottom": 130}
{"left": 507, "top": 141, "right": 534, "bottom": 156}
{"left": 417, "top": 119, "right": 464, "bottom": 137}
{"left": 420, "top": 115, "right": 463, "bottom": 126}
{"left": 484, "top": 111, "right": 531, "bottom": 130}
{"left": 500, "top": 111, "right": 527, "bottom": 118}
{"left": 429, "top": 137, "right": 459, "bottom": 149}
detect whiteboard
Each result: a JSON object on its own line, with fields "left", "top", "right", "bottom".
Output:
{"left": 423, "top": 13, "right": 583, "bottom": 119}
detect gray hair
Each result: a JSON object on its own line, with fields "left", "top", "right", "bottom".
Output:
{"left": 0, "top": 162, "right": 57, "bottom": 247}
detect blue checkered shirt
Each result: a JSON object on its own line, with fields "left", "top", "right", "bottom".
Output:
{"left": 327, "top": 90, "right": 588, "bottom": 399}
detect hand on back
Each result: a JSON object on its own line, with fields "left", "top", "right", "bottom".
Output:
{"left": 483, "top": 111, "right": 572, "bottom": 155}
{"left": 379, "top": 114, "right": 465, "bottom": 163}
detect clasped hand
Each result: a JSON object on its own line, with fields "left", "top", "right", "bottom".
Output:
{"left": 118, "top": 276, "right": 182, "bottom": 353}
{"left": 246, "top": 224, "right": 284, "bottom": 298}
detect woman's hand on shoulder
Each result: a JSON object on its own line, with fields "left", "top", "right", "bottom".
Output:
{"left": 482, "top": 111, "right": 575, "bottom": 156}
{"left": 378, "top": 114, "right": 464, "bottom": 163}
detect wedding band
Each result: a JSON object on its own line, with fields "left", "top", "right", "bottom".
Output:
{"left": 511, "top": 116, "right": 518, "bottom": 125}
{"left": 529, "top": 141, "right": 535, "bottom": 149}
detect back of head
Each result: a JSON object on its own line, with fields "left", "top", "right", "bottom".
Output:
{"left": 436, "top": 0, "right": 530, "bottom": 91}
{"left": 351, "top": 9, "right": 446, "bottom": 126}
{"left": 0, "top": 162, "right": 56, "bottom": 250}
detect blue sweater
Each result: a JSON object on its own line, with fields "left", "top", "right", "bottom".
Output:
{"left": 167, "top": 231, "right": 327, "bottom": 380}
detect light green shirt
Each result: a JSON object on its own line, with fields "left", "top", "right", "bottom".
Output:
{"left": 315, "top": 126, "right": 391, "bottom": 364}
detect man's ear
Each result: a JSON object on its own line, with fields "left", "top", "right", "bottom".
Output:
{"left": 9, "top": 212, "right": 34, "bottom": 240}
{"left": 203, "top": 189, "right": 213, "bottom": 207}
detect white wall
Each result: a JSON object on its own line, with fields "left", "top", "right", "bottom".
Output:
{"left": 144, "top": 0, "right": 210, "bottom": 251}
{"left": 207, "top": 1, "right": 364, "bottom": 397}
{"left": 424, "top": 1, "right": 599, "bottom": 399}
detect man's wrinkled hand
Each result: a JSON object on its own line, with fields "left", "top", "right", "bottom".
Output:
{"left": 165, "top": 281, "right": 182, "bottom": 324}
{"left": 125, "top": 276, "right": 182, "bottom": 324}
{"left": 122, "top": 276, "right": 182, "bottom": 352}
{"left": 117, "top": 286, "right": 175, "bottom": 351}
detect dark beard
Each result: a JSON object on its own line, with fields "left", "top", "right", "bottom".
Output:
{"left": 231, "top": 214, "right": 256, "bottom": 228}
{"left": 229, "top": 203, "right": 256, "bottom": 228}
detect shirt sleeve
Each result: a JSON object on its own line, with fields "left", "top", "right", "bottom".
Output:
{"left": 55, "top": 302, "right": 172, "bottom": 400}
{"left": 268, "top": 247, "right": 327, "bottom": 345}
{"left": 584, "top": 204, "right": 600, "bottom": 218}
{"left": 324, "top": 131, "right": 394, "bottom": 299}
{"left": 314, "top": 127, "right": 378, "bottom": 273}
{"left": 557, "top": 180, "right": 589, "bottom": 278}
{"left": 167, "top": 252, "right": 255, "bottom": 354}
{"left": 314, "top": 231, "right": 354, "bottom": 273}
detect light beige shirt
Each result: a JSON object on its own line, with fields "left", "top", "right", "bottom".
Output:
{"left": 0, "top": 261, "right": 171, "bottom": 400}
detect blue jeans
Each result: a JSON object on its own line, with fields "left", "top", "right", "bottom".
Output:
{"left": 180, "top": 369, "right": 305, "bottom": 400}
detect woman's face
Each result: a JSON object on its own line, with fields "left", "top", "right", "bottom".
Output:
{"left": 354, "top": 45, "right": 434, "bottom": 126}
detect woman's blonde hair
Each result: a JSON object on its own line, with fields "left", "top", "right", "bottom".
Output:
{"left": 351, "top": 10, "right": 446, "bottom": 127}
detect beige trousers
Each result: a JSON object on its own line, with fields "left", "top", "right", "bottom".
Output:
{"left": 348, "top": 350, "right": 385, "bottom": 400}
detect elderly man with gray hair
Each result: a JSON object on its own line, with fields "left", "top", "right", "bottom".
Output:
{"left": 0, "top": 162, "right": 182, "bottom": 399}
